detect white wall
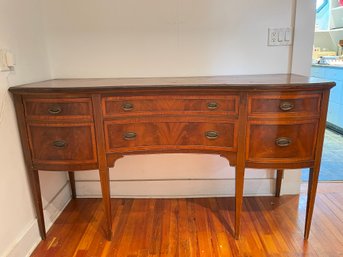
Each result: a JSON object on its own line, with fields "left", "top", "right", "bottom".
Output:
{"left": 0, "top": 0, "right": 70, "bottom": 256}
{"left": 292, "top": 0, "right": 317, "bottom": 75}
{"left": 42, "top": 0, "right": 293, "bottom": 78}
{"left": 39, "top": 0, "right": 308, "bottom": 199}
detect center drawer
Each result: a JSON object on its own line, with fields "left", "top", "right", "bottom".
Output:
{"left": 104, "top": 121, "right": 237, "bottom": 151}
{"left": 102, "top": 95, "right": 239, "bottom": 117}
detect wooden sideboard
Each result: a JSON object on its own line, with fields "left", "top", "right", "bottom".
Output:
{"left": 9, "top": 74, "right": 335, "bottom": 241}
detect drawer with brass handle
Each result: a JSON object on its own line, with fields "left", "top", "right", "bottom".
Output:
{"left": 102, "top": 95, "right": 239, "bottom": 117}
{"left": 24, "top": 98, "right": 93, "bottom": 120}
{"left": 27, "top": 123, "right": 97, "bottom": 165}
{"left": 248, "top": 93, "right": 321, "bottom": 118}
{"left": 104, "top": 121, "right": 237, "bottom": 151}
{"left": 246, "top": 120, "right": 318, "bottom": 163}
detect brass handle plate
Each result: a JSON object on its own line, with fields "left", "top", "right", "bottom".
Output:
{"left": 275, "top": 137, "right": 292, "bottom": 147}
{"left": 124, "top": 132, "right": 137, "bottom": 140}
{"left": 207, "top": 102, "right": 218, "bottom": 110}
{"left": 122, "top": 102, "right": 134, "bottom": 111}
{"left": 48, "top": 105, "right": 62, "bottom": 114}
{"left": 53, "top": 140, "right": 67, "bottom": 148}
{"left": 205, "top": 131, "right": 219, "bottom": 140}
{"left": 279, "top": 101, "right": 294, "bottom": 111}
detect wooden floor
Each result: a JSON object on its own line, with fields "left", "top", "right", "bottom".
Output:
{"left": 31, "top": 183, "right": 343, "bottom": 257}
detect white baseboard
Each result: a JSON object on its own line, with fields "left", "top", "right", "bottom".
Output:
{"left": 75, "top": 173, "right": 301, "bottom": 198}
{"left": 2, "top": 182, "right": 71, "bottom": 257}
{"left": 76, "top": 179, "right": 270, "bottom": 198}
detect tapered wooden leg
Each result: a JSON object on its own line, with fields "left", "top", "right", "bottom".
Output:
{"left": 275, "top": 169, "right": 284, "bottom": 197}
{"left": 99, "top": 167, "right": 112, "bottom": 240}
{"left": 28, "top": 169, "right": 46, "bottom": 240}
{"left": 235, "top": 166, "right": 245, "bottom": 239}
{"left": 304, "top": 167, "right": 319, "bottom": 239}
{"left": 91, "top": 95, "right": 112, "bottom": 240}
{"left": 68, "top": 172, "right": 76, "bottom": 199}
{"left": 12, "top": 95, "right": 46, "bottom": 239}
{"left": 234, "top": 92, "right": 247, "bottom": 240}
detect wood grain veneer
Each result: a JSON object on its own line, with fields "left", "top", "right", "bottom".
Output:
{"left": 104, "top": 121, "right": 237, "bottom": 151}
{"left": 27, "top": 122, "right": 97, "bottom": 166}
{"left": 246, "top": 119, "right": 318, "bottom": 163}
{"left": 23, "top": 97, "right": 93, "bottom": 121}
{"left": 102, "top": 95, "right": 239, "bottom": 117}
{"left": 248, "top": 92, "right": 321, "bottom": 118}
{"left": 8, "top": 74, "right": 335, "bottom": 241}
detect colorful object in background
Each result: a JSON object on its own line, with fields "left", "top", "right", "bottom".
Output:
{"left": 339, "top": 0, "right": 343, "bottom": 6}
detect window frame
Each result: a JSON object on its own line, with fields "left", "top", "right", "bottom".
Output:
{"left": 316, "top": 0, "right": 328, "bottom": 13}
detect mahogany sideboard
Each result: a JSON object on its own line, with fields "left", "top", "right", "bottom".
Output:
{"left": 9, "top": 74, "right": 335, "bottom": 241}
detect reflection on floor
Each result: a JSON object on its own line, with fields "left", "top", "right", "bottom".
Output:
{"left": 302, "top": 129, "right": 343, "bottom": 181}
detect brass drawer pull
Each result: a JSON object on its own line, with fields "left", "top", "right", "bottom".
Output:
{"left": 122, "top": 102, "right": 134, "bottom": 111}
{"left": 207, "top": 102, "right": 218, "bottom": 110}
{"left": 48, "top": 105, "right": 62, "bottom": 114}
{"left": 275, "top": 137, "right": 292, "bottom": 147}
{"left": 279, "top": 101, "right": 294, "bottom": 111}
{"left": 124, "top": 132, "right": 137, "bottom": 140}
{"left": 205, "top": 131, "right": 219, "bottom": 140}
{"left": 53, "top": 140, "right": 67, "bottom": 148}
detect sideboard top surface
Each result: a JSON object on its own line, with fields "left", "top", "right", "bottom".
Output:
{"left": 9, "top": 74, "right": 335, "bottom": 94}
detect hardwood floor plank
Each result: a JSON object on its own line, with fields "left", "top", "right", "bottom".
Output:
{"left": 31, "top": 199, "right": 99, "bottom": 257}
{"left": 31, "top": 183, "right": 343, "bottom": 257}
{"left": 177, "top": 199, "right": 192, "bottom": 257}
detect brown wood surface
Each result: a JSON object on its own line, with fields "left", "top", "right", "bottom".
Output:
{"left": 12, "top": 95, "right": 47, "bottom": 239}
{"left": 105, "top": 121, "right": 237, "bottom": 151}
{"left": 23, "top": 97, "right": 93, "bottom": 121}
{"left": 102, "top": 95, "right": 239, "bottom": 117}
{"left": 234, "top": 92, "right": 248, "bottom": 240}
{"left": 8, "top": 75, "right": 335, "bottom": 242}
{"left": 92, "top": 94, "right": 113, "bottom": 240}
{"left": 30, "top": 183, "right": 343, "bottom": 257}
{"left": 68, "top": 172, "right": 76, "bottom": 199}
{"left": 275, "top": 169, "right": 284, "bottom": 197}
{"left": 246, "top": 120, "right": 318, "bottom": 163}
{"left": 304, "top": 90, "right": 331, "bottom": 239}
{"left": 27, "top": 123, "right": 98, "bottom": 165}
{"left": 8, "top": 74, "right": 335, "bottom": 94}
{"left": 248, "top": 92, "right": 321, "bottom": 118}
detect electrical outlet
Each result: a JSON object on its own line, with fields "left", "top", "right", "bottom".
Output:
{"left": 268, "top": 28, "right": 293, "bottom": 46}
{"left": 268, "top": 29, "right": 278, "bottom": 45}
